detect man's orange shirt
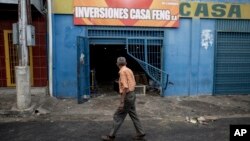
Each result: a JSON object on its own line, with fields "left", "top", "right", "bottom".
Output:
{"left": 118, "top": 66, "right": 136, "bottom": 94}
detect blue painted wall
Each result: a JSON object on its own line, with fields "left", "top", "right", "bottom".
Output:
{"left": 164, "top": 18, "right": 215, "bottom": 96}
{"left": 164, "top": 19, "right": 192, "bottom": 96}
{"left": 53, "top": 15, "right": 86, "bottom": 98}
{"left": 198, "top": 19, "right": 215, "bottom": 95}
{"left": 53, "top": 15, "right": 216, "bottom": 97}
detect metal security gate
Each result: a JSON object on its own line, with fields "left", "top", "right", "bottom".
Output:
{"left": 126, "top": 38, "right": 168, "bottom": 93}
{"left": 214, "top": 20, "right": 250, "bottom": 95}
{"left": 87, "top": 26, "right": 168, "bottom": 95}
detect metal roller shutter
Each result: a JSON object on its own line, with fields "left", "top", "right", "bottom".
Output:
{"left": 214, "top": 20, "right": 250, "bottom": 95}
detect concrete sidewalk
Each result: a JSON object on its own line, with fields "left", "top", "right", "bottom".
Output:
{"left": 0, "top": 87, "right": 48, "bottom": 117}
{"left": 0, "top": 88, "right": 250, "bottom": 123}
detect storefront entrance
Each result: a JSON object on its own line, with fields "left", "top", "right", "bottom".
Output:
{"left": 77, "top": 27, "right": 168, "bottom": 101}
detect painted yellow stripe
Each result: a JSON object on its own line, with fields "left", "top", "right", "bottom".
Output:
{"left": 53, "top": 0, "right": 73, "bottom": 14}
{"left": 4, "top": 30, "right": 12, "bottom": 86}
{"left": 241, "top": 4, "right": 250, "bottom": 19}
{"left": 29, "top": 47, "right": 34, "bottom": 86}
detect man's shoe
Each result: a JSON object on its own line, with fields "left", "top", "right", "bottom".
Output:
{"left": 101, "top": 135, "right": 115, "bottom": 141}
{"left": 133, "top": 134, "right": 146, "bottom": 140}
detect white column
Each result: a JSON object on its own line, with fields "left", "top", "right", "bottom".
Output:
{"left": 16, "top": 66, "right": 31, "bottom": 109}
{"left": 16, "top": 0, "right": 31, "bottom": 110}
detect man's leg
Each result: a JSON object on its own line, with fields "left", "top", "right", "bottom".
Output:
{"left": 109, "top": 109, "right": 128, "bottom": 137}
{"left": 128, "top": 105, "right": 145, "bottom": 135}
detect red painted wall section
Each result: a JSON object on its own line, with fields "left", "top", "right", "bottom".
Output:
{"left": 0, "top": 4, "right": 48, "bottom": 87}
{"left": 32, "top": 15, "right": 48, "bottom": 86}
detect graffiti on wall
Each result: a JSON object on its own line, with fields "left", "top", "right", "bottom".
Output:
{"left": 201, "top": 29, "right": 213, "bottom": 50}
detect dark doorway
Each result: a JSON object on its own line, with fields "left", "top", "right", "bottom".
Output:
{"left": 90, "top": 44, "right": 144, "bottom": 95}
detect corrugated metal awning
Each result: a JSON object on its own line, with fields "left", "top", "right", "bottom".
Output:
{"left": 0, "top": 0, "right": 44, "bottom": 13}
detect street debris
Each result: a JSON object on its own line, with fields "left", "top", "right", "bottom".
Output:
{"left": 186, "top": 116, "right": 218, "bottom": 125}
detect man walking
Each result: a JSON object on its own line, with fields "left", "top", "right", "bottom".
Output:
{"left": 101, "top": 57, "right": 146, "bottom": 141}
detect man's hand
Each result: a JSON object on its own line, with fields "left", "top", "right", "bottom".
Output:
{"left": 118, "top": 102, "right": 124, "bottom": 111}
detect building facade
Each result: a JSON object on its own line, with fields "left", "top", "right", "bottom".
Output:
{"left": 51, "top": 0, "right": 250, "bottom": 99}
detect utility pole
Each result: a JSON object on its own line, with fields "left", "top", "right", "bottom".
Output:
{"left": 16, "top": 0, "right": 31, "bottom": 110}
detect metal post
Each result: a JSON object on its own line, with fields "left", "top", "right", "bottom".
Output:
{"left": 18, "top": 0, "right": 29, "bottom": 66}
{"left": 48, "top": 0, "right": 53, "bottom": 96}
{"left": 16, "top": 0, "right": 31, "bottom": 110}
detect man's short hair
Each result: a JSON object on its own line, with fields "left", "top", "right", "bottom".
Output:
{"left": 117, "top": 57, "right": 127, "bottom": 66}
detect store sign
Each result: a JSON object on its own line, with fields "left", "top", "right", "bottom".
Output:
{"left": 73, "top": 0, "right": 179, "bottom": 27}
{"left": 180, "top": 2, "right": 250, "bottom": 19}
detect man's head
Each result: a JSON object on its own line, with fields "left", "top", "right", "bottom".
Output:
{"left": 116, "top": 57, "right": 127, "bottom": 67}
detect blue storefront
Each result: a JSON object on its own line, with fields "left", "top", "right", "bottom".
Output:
{"left": 49, "top": 0, "right": 250, "bottom": 99}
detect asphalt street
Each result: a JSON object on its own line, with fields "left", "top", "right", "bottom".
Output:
{"left": 0, "top": 117, "right": 250, "bottom": 141}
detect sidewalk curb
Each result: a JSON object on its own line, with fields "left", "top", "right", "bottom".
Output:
{"left": 0, "top": 103, "right": 36, "bottom": 117}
